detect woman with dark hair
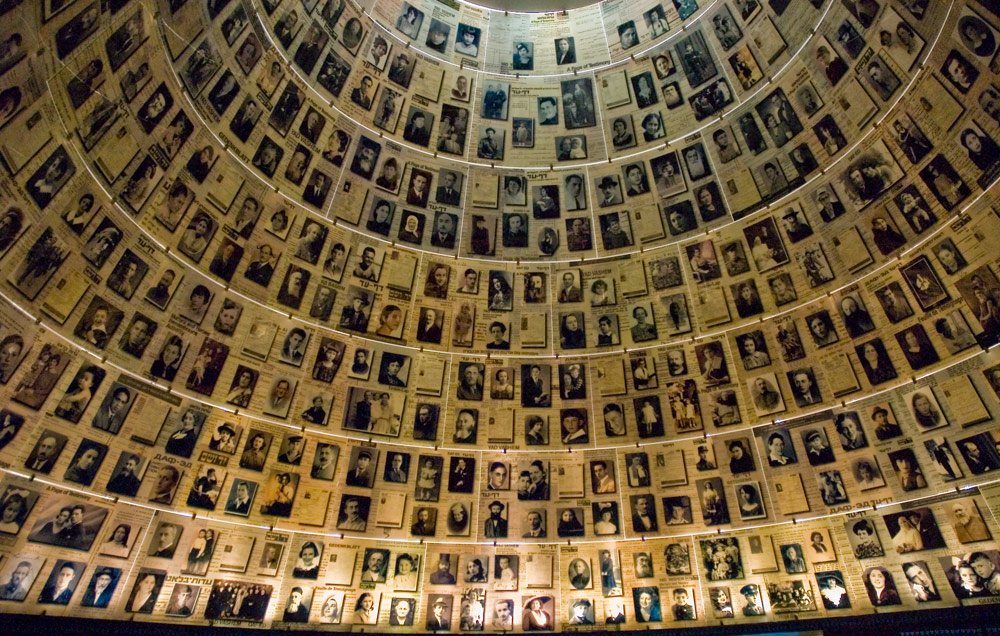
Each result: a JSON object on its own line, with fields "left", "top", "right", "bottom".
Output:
{"left": 240, "top": 433, "right": 268, "bottom": 471}
{"left": 488, "top": 274, "right": 512, "bottom": 310}
{"left": 961, "top": 127, "right": 1000, "bottom": 171}
{"left": 366, "top": 200, "right": 393, "bottom": 235}
{"left": 165, "top": 410, "right": 200, "bottom": 457}
{"left": 293, "top": 541, "right": 321, "bottom": 578}
{"left": 525, "top": 415, "right": 546, "bottom": 445}
{"left": 312, "top": 341, "right": 342, "bottom": 383}
{"left": 871, "top": 216, "right": 906, "bottom": 254}
{"left": 734, "top": 282, "right": 763, "bottom": 317}
{"left": 858, "top": 341, "right": 897, "bottom": 385}
{"left": 424, "top": 264, "right": 450, "bottom": 299}
{"left": 150, "top": 334, "right": 184, "bottom": 382}
{"left": 557, "top": 509, "right": 585, "bottom": 537}
{"left": 354, "top": 592, "right": 378, "bottom": 624}
{"left": 864, "top": 566, "right": 901, "bottom": 605}
{"left": 178, "top": 214, "right": 211, "bottom": 258}
{"left": 810, "top": 531, "right": 828, "bottom": 554}
{"left": 737, "top": 485, "right": 763, "bottom": 517}
{"left": 101, "top": 523, "right": 131, "bottom": 557}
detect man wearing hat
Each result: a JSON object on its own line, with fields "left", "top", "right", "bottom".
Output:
{"left": 569, "top": 599, "right": 593, "bottom": 624}
{"left": 346, "top": 450, "right": 374, "bottom": 487}
{"left": 210, "top": 423, "right": 237, "bottom": 454}
{"left": 597, "top": 176, "right": 622, "bottom": 207}
{"left": 430, "top": 555, "right": 456, "bottom": 584}
{"left": 872, "top": 406, "right": 902, "bottom": 440}
{"left": 478, "top": 127, "right": 500, "bottom": 159}
{"left": 805, "top": 429, "right": 835, "bottom": 465}
{"left": 81, "top": 568, "right": 116, "bottom": 608}
{"left": 278, "top": 434, "right": 305, "bottom": 465}
{"left": 388, "top": 53, "right": 412, "bottom": 85}
{"left": 339, "top": 291, "right": 370, "bottom": 332}
{"left": 740, "top": 584, "right": 764, "bottom": 615}
{"left": 426, "top": 595, "right": 451, "bottom": 630}
{"left": 781, "top": 208, "right": 813, "bottom": 242}
{"left": 484, "top": 501, "right": 507, "bottom": 538}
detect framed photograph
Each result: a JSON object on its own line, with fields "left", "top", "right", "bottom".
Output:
{"left": 900, "top": 255, "right": 950, "bottom": 310}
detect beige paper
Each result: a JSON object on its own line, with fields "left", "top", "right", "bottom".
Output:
{"left": 520, "top": 312, "right": 548, "bottom": 348}
{"left": 218, "top": 534, "right": 256, "bottom": 572}
{"left": 939, "top": 375, "right": 991, "bottom": 427}
{"left": 772, "top": 473, "right": 810, "bottom": 515}
{"left": 526, "top": 554, "right": 553, "bottom": 588}
{"left": 384, "top": 250, "right": 418, "bottom": 292}
{"left": 295, "top": 487, "right": 331, "bottom": 527}
{"left": 375, "top": 491, "right": 407, "bottom": 528}
{"left": 40, "top": 271, "right": 90, "bottom": 325}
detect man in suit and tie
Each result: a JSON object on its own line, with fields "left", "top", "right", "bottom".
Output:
{"left": 903, "top": 563, "right": 940, "bottom": 601}
{"left": 430, "top": 212, "right": 457, "bottom": 249}
{"left": 406, "top": 171, "right": 431, "bottom": 208}
{"left": 631, "top": 495, "right": 658, "bottom": 533}
{"left": 351, "top": 76, "right": 374, "bottom": 109}
{"left": 592, "top": 461, "right": 615, "bottom": 494}
{"left": 92, "top": 387, "right": 131, "bottom": 434}
{"left": 226, "top": 481, "right": 253, "bottom": 515}
{"left": 597, "top": 177, "right": 622, "bottom": 207}
{"left": 385, "top": 453, "right": 407, "bottom": 483}
{"left": 26, "top": 434, "right": 62, "bottom": 473}
{"left": 523, "top": 511, "right": 546, "bottom": 538}
{"left": 107, "top": 454, "right": 142, "bottom": 496}
{"left": 816, "top": 188, "right": 845, "bottom": 222}
{"left": 426, "top": 596, "right": 451, "bottom": 630}
{"left": 435, "top": 172, "right": 461, "bottom": 206}
{"left": 564, "top": 174, "right": 586, "bottom": 211}
{"left": 346, "top": 451, "right": 374, "bottom": 487}
{"left": 229, "top": 99, "right": 259, "bottom": 142}
{"left": 39, "top": 562, "right": 78, "bottom": 605}
{"left": 403, "top": 111, "right": 431, "bottom": 146}
{"left": 81, "top": 568, "right": 116, "bottom": 608}
{"left": 878, "top": 286, "right": 911, "bottom": 322}
{"left": 457, "top": 364, "right": 484, "bottom": 400}
{"left": 303, "top": 172, "right": 330, "bottom": 207}
{"left": 790, "top": 370, "right": 823, "bottom": 407}
{"left": 149, "top": 523, "right": 179, "bottom": 558}
{"left": 311, "top": 444, "right": 337, "bottom": 480}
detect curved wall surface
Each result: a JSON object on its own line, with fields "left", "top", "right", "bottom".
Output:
{"left": 0, "top": 0, "right": 999, "bottom": 630}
